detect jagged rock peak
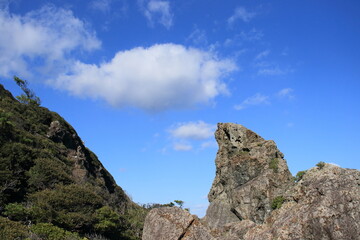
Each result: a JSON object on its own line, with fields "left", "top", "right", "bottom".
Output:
{"left": 205, "top": 123, "right": 293, "bottom": 228}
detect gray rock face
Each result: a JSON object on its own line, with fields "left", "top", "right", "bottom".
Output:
{"left": 244, "top": 164, "right": 360, "bottom": 240}
{"left": 142, "top": 207, "right": 214, "bottom": 240}
{"left": 205, "top": 123, "right": 293, "bottom": 227}
{"left": 142, "top": 123, "right": 360, "bottom": 240}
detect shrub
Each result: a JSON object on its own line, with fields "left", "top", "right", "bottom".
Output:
{"left": 271, "top": 196, "right": 285, "bottom": 210}
{"left": 30, "top": 223, "right": 82, "bottom": 240}
{"left": 174, "top": 200, "right": 184, "bottom": 209}
{"left": 94, "top": 206, "right": 122, "bottom": 238}
{"left": 0, "top": 216, "right": 28, "bottom": 240}
{"left": 269, "top": 158, "right": 279, "bottom": 172}
{"left": 294, "top": 170, "right": 307, "bottom": 182}
{"left": 27, "top": 157, "right": 73, "bottom": 191}
{"left": 3, "top": 202, "right": 29, "bottom": 221}
{"left": 29, "top": 184, "right": 103, "bottom": 231}
{"left": 316, "top": 161, "right": 325, "bottom": 169}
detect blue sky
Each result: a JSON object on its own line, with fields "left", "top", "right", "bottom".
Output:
{"left": 1, "top": 0, "right": 359, "bottom": 217}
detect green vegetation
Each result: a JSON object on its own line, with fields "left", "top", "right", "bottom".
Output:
{"left": 14, "top": 76, "right": 41, "bottom": 106}
{"left": 271, "top": 196, "right": 285, "bottom": 210}
{"left": 294, "top": 170, "right": 307, "bottom": 182}
{"left": 3, "top": 203, "right": 29, "bottom": 221}
{"left": 0, "top": 217, "right": 29, "bottom": 240}
{"left": 174, "top": 200, "right": 184, "bottom": 209}
{"left": 269, "top": 158, "right": 280, "bottom": 172}
{"left": 30, "top": 223, "right": 83, "bottom": 240}
{"left": 0, "top": 82, "right": 147, "bottom": 239}
{"left": 316, "top": 161, "right": 325, "bottom": 169}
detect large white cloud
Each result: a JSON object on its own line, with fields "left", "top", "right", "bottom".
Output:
{"left": 55, "top": 44, "right": 236, "bottom": 111}
{"left": 0, "top": 5, "right": 100, "bottom": 77}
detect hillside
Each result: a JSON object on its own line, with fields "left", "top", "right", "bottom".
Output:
{"left": 0, "top": 83, "right": 147, "bottom": 240}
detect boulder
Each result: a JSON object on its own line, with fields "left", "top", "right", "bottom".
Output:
{"left": 142, "top": 207, "right": 214, "bottom": 240}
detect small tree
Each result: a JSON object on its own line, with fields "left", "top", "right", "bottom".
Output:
{"left": 174, "top": 200, "right": 184, "bottom": 209}
{"left": 294, "top": 170, "right": 307, "bottom": 182}
{"left": 13, "top": 76, "right": 41, "bottom": 106}
{"left": 316, "top": 161, "right": 325, "bottom": 169}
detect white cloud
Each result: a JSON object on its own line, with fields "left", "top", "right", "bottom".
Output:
{"left": 173, "top": 143, "right": 193, "bottom": 151}
{"left": 90, "top": 0, "right": 112, "bottom": 13}
{"left": 169, "top": 121, "right": 216, "bottom": 140}
{"left": 187, "top": 27, "right": 208, "bottom": 46}
{"left": 255, "top": 50, "right": 270, "bottom": 61}
{"left": 234, "top": 93, "right": 270, "bottom": 110}
{"left": 0, "top": 5, "right": 101, "bottom": 77}
{"left": 240, "top": 28, "right": 264, "bottom": 41}
{"left": 258, "top": 67, "right": 290, "bottom": 76}
{"left": 54, "top": 44, "right": 236, "bottom": 111}
{"left": 142, "top": 0, "right": 173, "bottom": 29}
{"left": 228, "top": 7, "right": 255, "bottom": 24}
{"left": 200, "top": 140, "right": 217, "bottom": 149}
{"left": 277, "top": 88, "right": 294, "bottom": 99}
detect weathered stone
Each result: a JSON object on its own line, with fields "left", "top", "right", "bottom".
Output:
{"left": 216, "top": 220, "right": 256, "bottom": 240}
{"left": 142, "top": 207, "right": 214, "bottom": 240}
{"left": 142, "top": 123, "right": 360, "bottom": 240}
{"left": 205, "top": 123, "right": 293, "bottom": 227}
{"left": 243, "top": 164, "right": 360, "bottom": 240}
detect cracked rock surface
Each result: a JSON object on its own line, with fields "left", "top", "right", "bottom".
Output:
{"left": 142, "top": 207, "right": 214, "bottom": 240}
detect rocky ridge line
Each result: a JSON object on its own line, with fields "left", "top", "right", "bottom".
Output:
{"left": 142, "top": 123, "right": 360, "bottom": 240}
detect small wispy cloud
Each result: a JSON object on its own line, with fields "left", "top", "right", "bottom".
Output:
{"left": 187, "top": 27, "right": 208, "bottom": 46}
{"left": 169, "top": 121, "right": 216, "bottom": 151}
{"left": 228, "top": 7, "right": 255, "bottom": 24}
{"left": 241, "top": 28, "right": 264, "bottom": 41}
{"left": 90, "top": 0, "right": 112, "bottom": 13}
{"left": 169, "top": 121, "right": 216, "bottom": 140}
{"left": 258, "top": 67, "right": 292, "bottom": 76}
{"left": 200, "top": 140, "right": 217, "bottom": 149}
{"left": 234, "top": 93, "right": 270, "bottom": 110}
{"left": 255, "top": 50, "right": 270, "bottom": 61}
{"left": 141, "top": 0, "right": 173, "bottom": 29}
{"left": 277, "top": 88, "right": 294, "bottom": 99}
{"left": 173, "top": 143, "right": 193, "bottom": 151}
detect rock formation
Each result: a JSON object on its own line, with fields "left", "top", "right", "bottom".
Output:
{"left": 142, "top": 123, "right": 360, "bottom": 240}
{"left": 205, "top": 123, "right": 294, "bottom": 228}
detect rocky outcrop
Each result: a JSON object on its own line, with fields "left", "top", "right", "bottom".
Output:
{"left": 205, "top": 123, "right": 294, "bottom": 227}
{"left": 244, "top": 164, "right": 360, "bottom": 240}
{"left": 142, "top": 123, "right": 360, "bottom": 240}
